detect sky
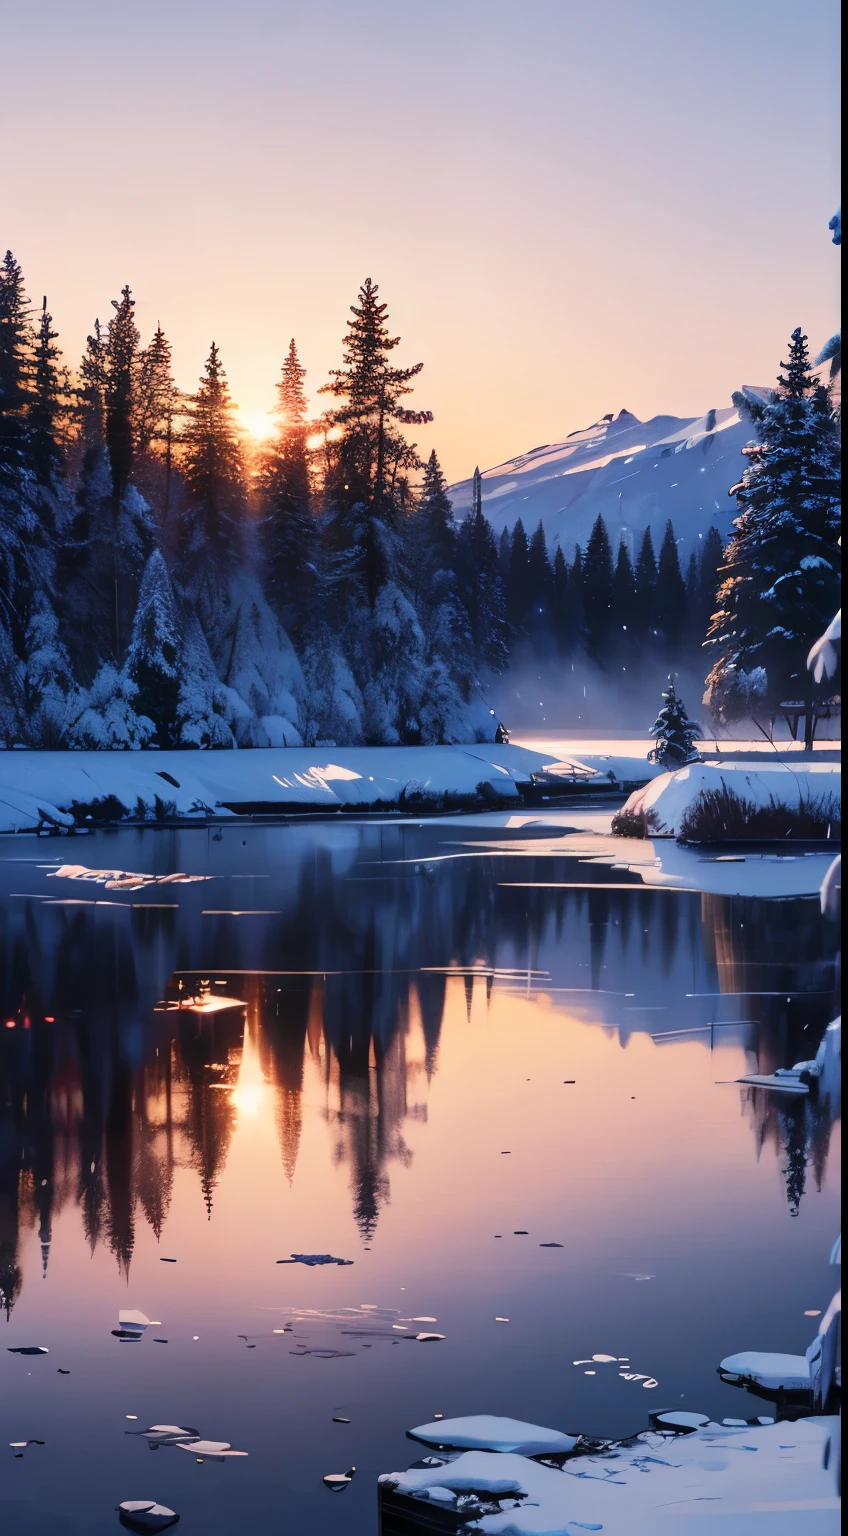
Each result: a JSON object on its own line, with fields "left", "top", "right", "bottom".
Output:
{"left": 1, "top": 0, "right": 840, "bottom": 483}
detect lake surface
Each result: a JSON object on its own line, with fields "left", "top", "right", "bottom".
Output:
{"left": 0, "top": 815, "right": 840, "bottom": 1534}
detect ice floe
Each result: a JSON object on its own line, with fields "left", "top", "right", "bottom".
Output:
{"left": 408, "top": 1417, "right": 578, "bottom": 1456}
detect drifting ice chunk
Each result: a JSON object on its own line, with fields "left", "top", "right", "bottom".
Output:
{"left": 276, "top": 1253, "right": 354, "bottom": 1267}
{"left": 719, "top": 1350, "right": 812, "bottom": 1392}
{"left": 408, "top": 1415, "right": 578, "bottom": 1456}
{"left": 118, "top": 1310, "right": 151, "bottom": 1335}
{"left": 117, "top": 1502, "right": 179, "bottom": 1532}
{"left": 651, "top": 1410, "right": 710, "bottom": 1432}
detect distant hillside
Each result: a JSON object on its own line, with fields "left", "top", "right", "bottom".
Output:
{"left": 448, "top": 398, "right": 770, "bottom": 559}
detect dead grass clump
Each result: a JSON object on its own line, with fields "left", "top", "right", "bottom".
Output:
{"left": 678, "top": 785, "right": 840, "bottom": 843}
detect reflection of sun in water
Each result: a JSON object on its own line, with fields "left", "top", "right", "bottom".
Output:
{"left": 231, "top": 1020, "right": 268, "bottom": 1118}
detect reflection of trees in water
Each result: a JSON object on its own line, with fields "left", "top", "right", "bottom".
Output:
{"left": 702, "top": 891, "right": 840, "bottom": 1215}
{"left": 0, "top": 831, "right": 840, "bottom": 1310}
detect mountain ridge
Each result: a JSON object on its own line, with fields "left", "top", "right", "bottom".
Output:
{"left": 447, "top": 397, "right": 772, "bottom": 559}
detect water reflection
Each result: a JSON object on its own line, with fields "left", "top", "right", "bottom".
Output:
{"left": 0, "top": 821, "right": 840, "bottom": 1319}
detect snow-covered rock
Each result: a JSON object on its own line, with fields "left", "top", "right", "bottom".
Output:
{"left": 617, "top": 759, "right": 840, "bottom": 839}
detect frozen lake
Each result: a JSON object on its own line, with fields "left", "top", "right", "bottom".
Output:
{"left": 0, "top": 815, "right": 840, "bottom": 1534}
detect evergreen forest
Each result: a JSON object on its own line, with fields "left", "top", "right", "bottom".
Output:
{"left": 0, "top": 255, "right": 840, "bottom": 750}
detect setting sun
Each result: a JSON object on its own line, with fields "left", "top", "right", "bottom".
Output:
{"left": 238, "top": 409, "right": 276, "bottom": 442}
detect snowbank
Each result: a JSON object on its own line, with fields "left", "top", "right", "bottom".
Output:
{"left": 379, "top": 1416, "right": 840, "bottom": 1534}
{"left": 618, "top": 760, "right": 841, "bottom": 838}
{"left": 0, "top": 744, "right": 595, "bottom": 832}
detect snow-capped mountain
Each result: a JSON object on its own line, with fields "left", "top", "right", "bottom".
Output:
{"left": 449, "top": 399, "right": 768, "bottom": 559}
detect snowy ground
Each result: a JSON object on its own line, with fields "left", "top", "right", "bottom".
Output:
{"left": 0, "top": 743, "right": 627, "bottom": 832}
{"left": 380, "top": 1414, "right": 841, "bottom": 1534}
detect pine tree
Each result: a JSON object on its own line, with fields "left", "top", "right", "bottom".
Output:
{"left": 498, "top": 524, "right": 511, "bottom": 584}
{"left": 320, "top": 277, "right": 431, "bottom": 516}
{"left": 416, "top": 449, "right": 454, "bottom": 572}
{"left": 134, "top": 324, "right": 182, "bottom": 516}
{"left": 654, "top": 519, "right": 687, "bottom": 646}
{"left": 698, "top": 525, "right": 724, "bottom": 618}
{"left": 705, "top": 328, "right": 841, "bottom": 719}
{"left": 611, "top": 539, "right": 637, "bottom": 644}
{"left": 564, "top": 546, "right": 586, "bottom": 655}
{"left": 124, "top": 550, "right": 182, "bottom": 746}
{"left": 29, "top": 297, "right": 66, "bottom": 486}
{"left": 634, "top": 527, "right": 658, "bottom": 642}
{"left": 180, "top": 342, "right": 245, "bottom": 573}
{"left": 104, "top": 285, "right": 140, "bottom": 508}
{"left": 77, "top": 319, "right": 107, "bottom": 448}
{"left": 582, "top": 513, "right": 614, "bottom": 661}
{"left": 527, "top": 520, "right": 553, "bottom": 649}
{"left": 551, "top": 544, "right": 570, "bottom": 655}
{"left": 0, "top": 250, "right": 32, "bottom": 485}
{"left": 506, "top": 516, "right": 531, "bottom": 636}
{"left": 319, "top": 277, "right": 432, "bottom": 605}
{"left": 261, "top": 338, "right": 314, "bottom": 636}
{"left": 648, "top": 676, "right": 702, "bottom": 766}
{"left": 456, "top": 468, "right": 508, "bottom": 673}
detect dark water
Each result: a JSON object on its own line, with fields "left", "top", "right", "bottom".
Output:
{"left": 0, "top": 817, "right": 840, "bottom": 1534}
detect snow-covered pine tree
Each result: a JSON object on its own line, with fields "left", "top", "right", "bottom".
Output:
{"left": 409, "top": 450, "right": 479, "bottom": 742}
{"left": 704, "top": 328, "right": 841, "bottom": 721}
{"left": 654, "top": 519, "right": 687, "bottom": 647}
{"left": 647, "top": 676, "right": 702, "bottom": 766}
{"left": 261, "top": 338, "right": 315, "bottom": 639}
{"left": 582, "top": 513, "right": 614, "bottom": 661}
{"left": 124, "top": 549, "right": 182, "bottom": 746}
{"left": 315, "top": 278, "right": 438, "bottom": 739}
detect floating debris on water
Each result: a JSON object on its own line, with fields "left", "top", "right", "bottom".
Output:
{"left": 117, "top": 1500, "right": 180, "bottom": 1532}
{"left": 276, "top": 1253, "right": 353, "bottom": 1267}
{"left": 323, "top": 1466, "right": 356, "bottom": 1491}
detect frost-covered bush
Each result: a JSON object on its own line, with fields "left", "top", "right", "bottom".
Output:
{"left": 703, "top": 664, "right": 767, "bottom": 724}
{"left": 67, "top": 666, "right": 155, "bottom": 749}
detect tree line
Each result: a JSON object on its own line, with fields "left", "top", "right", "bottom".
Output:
{"left": 0, "top": 248, "right": 840, "bottom": 749}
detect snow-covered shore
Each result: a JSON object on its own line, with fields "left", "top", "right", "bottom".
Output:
{"left": 0, "top": 742, "right": 626, "bottom": 832}
{"left": 379, "top": 1414, "right": 841, "bottom": 1533}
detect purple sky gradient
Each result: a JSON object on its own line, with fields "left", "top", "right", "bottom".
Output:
{"left": 1, "top": 0, "right": 840, "bottom": 480}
